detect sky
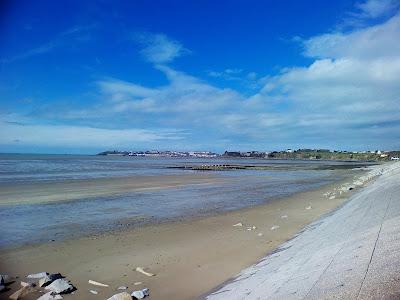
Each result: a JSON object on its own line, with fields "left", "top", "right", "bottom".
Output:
{"left": 0, "top": 0, "right": 400, "bottom": 154}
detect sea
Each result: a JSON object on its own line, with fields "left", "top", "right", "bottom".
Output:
{"left": 0, "top": 154, "right": 371, "bottom": 248}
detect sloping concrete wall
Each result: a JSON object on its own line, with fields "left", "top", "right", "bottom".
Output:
{"left": 206, "top": 163, "right": 400, "bottom": 300}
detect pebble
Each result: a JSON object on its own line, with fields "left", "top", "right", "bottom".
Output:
{"left": 107, "top": 292, "right": 132, "bottom": 300}
{"left": 136, "top": 267, "right": 155, "bottom": 277}
{"left": 88, "top": 279, "right": 109, "bottom": 287}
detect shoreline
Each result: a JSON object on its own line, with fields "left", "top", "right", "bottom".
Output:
{"left": 0, "top": 167, "right": 376, "bottom": 300}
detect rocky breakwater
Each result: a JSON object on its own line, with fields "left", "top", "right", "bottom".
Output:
{"left": 323, "top": 162, "right": 396, "bottom": 200}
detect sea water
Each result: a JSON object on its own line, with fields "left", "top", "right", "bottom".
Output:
{"left": 0, "top": 154, "right": 369, "bottom": 247}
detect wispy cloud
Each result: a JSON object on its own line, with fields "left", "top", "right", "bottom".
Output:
{"left": 0, "top": 117, "right": 184, "bottom": 149}
{"left": 206, "top": 68, "right": 259, "bottom": 91}
{"left": 208, "top": 68, "right": 243, "bottom": 80}
{"left": 341, "top": 0, "right": 400, "bottom": 29}
{"left": 134, "top": 32, "right": 190, "bottom": 64}
{"left": 354, "top": 0, "right": 399, "bottom": 19}
{"left": 96, "top": 66, "right": 243, "bottom": 116}
{"left": 1, "top": 42, "right": 57, "bottom": 64}
{"left": 0, "top": 24, "right": 96, "bottom": 64}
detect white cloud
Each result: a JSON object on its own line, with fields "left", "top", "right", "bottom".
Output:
{"left": 355, "top": 0, "right": 399, "bottom": 19}
{"left": 303, "top": 14, "right": 400, "bottom": 59}
{"left": 98, "top": 66, "right": 243, "bottom": 116}
{"left": 68, "top": 14, "right": 400, "bottom": 150}
{"left": 135, "top": 33, "right": 190, "bottom": 64}
{"left": 247, "top": 12, "right": 400, "bottom": 149}
{"left": 0, "top": 118, "right": 184, "bottom": 148}
{"left": 7, "top": 7, "right": 400, "bottom": 151}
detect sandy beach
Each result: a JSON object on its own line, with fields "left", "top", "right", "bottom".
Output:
{"left": 0, "top": 171, "right": 368, "bottom": 300}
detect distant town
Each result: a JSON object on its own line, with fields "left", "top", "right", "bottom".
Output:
{"left": 97, "top": 149, "right": 400, "bottom": 161}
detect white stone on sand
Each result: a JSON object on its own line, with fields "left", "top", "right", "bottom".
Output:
{"left": 135, "top": 267, "right": 155, "bottom": 277}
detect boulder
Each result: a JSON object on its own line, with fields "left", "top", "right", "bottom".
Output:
{"left": 39, "top": 274, "right": 63, "bottom": 287}
{"left": 37, "top": 291, "right": 63, "bottom": 300}
{"left": 45, "top": 279, "right": 74, "bottom": 294}
{"left": 131, "top": 288, "right": 149, "bottom": 299}
{"left": 107, "top": 292, "right": 132, "bottom": 300}
{"left": 27, "top": 272, "right": 48, "bottom": 279}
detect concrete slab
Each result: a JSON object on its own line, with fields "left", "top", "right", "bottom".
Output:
{"left": 205, "top": 163, "right": 400, "bottom": 300}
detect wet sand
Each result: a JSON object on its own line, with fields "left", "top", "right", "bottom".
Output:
{"left": 0, "top": 175, "right": 365, "bottom": 300}
{"left": 0, "top": 174, "right": 221, "bottom": 205}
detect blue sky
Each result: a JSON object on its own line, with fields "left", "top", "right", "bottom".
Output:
{"left": 1, "top": 0, "right": 400, "bottom": 154}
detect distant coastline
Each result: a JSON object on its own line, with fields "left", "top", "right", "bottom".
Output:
{"left": 97, "top": 148, "right": 400, "bottom": 161}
